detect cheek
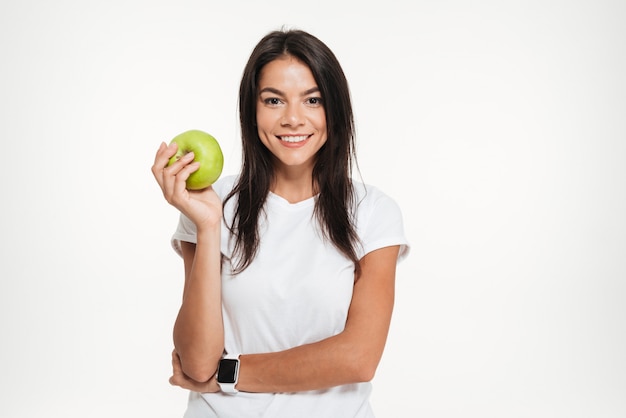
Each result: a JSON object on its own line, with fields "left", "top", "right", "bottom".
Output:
{"left": 311, "top": 110, "right": 327, "bottom": 131}
{"left": 255, "top": 108, "right": 274, "bottom": 132}
{"left": 318, "top": 119, "right": 328, "bottom": 139}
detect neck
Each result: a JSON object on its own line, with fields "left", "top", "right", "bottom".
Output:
{"left": 270, "top": 166, "right": 317, "bottom": 204}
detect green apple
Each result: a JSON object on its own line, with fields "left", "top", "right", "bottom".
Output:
{"left": 167, "top": 130, "right": 224, "bottom": 190}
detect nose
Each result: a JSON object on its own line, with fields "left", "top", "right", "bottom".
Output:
{"left": 280, "top": 104, "right": 304, "bottom": 127}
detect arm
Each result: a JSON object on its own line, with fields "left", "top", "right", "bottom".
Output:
{"left": 151, "top": 142, "right": 225, "bottom": 382}
{"left": 237, "top": 245, "right": 400, "bottom": 392}
{"left": 173, "top": 235, "right": 224, "bottom": 383}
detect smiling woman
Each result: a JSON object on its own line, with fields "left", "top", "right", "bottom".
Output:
{"left": 151, "top": 28, "right": 410, "bottom": 418}
{"left": 256, "top": 56, "right": 328, "bottom": 178}
{"left": 4, "top": 0, "right": 626, "bottom": 416}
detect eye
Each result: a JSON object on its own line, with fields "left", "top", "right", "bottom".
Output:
{"left": 263, "top": 97, "right": 283, "bottom": 106}
{"left": 306, "top": 97, "right": 323, "bottom": 106}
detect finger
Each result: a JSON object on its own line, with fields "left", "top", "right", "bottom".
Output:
{"left": 169, "top": 372, "right": 185, "bottom": 387}
{"left": 172, "top": 351, "right": 182, "bottom": 369}
{"left": 152, "top": 141, "right": 178, "bottom": 175}
{"left": 163, "top": 150, "right": 195, "bottom": 177}
{"left": 172, "top": 161, "right": 200, "bottom": 199}
{"left": 170, "top": 352, "right": 184, "bottom": 386}
{"left": 152, "top": 142, "right": 183, "bottom": 191}
{"left": 151, "top": 142, "right": 168, "bottom": 185}
{"left": 162, "top": 153, "right": 196, "bottom": 201}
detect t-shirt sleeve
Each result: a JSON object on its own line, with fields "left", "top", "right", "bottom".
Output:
{"left": 358, "top": 189, "right": 410, "bottom": 263}
{"left": 170, "top": 213, "right": 198, "bottom": 257}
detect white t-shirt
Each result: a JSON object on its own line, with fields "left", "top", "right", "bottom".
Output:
{"left": 171, "top": 175, "right": 410, "bottom": 418}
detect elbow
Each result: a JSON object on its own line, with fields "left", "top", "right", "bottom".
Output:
{"left": 347, "top": 351, "right": 380, "bottom": 383}
{"left": 353, "top": 363, "right": 377, "bottom": 383}
{"left": 176, "top": 349, "right": 223, "bottom": 383}
{"left": 185, "top": 369, "right": 216, "bottom": 384}
{"left": 181, "top": 359, "right": 219, "bottom": 383}
{"left": 173, "top": 335, "right": 224, "bottom": 383}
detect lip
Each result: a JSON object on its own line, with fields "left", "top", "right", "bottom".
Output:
{"left": 276, "top": 134, "right": 312, "bottom": 147}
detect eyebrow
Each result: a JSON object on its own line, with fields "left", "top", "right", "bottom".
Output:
{"left": 258, "top": 86, "right": 320, "bottom": 96}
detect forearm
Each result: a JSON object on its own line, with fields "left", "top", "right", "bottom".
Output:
{"left": 236, "top": 329, "right": 385, "bottom": 393}
{"left": 173, "top": 225, "right": 224, "bottom": 382}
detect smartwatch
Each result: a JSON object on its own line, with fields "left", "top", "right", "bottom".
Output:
{"left": 216, "top": 353, "right": 240, "bottom": 393}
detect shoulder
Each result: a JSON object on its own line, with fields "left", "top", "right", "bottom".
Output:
{"left": 351, "top": 180, "right": 410, "bottom": 261}
{"left": 352, "top": 180, "right": 401, "bottom": 214}
{"left": 351, "top": 180, "right": 405, "bottom": 239}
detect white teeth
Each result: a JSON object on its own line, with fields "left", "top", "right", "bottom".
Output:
{"left": 279, "top": 135, "right": 308, "bottom": 143}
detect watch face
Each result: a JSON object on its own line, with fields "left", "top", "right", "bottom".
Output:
{"left": 217, "top": 358, "right": 238, "bottom": 383}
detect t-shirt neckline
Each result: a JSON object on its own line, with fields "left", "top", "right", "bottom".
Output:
{"left": 268, "top": 191, "right": 318, "bottom": 209}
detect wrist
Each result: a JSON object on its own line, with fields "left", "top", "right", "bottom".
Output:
{"left": 196, "top": 218, "right": 221, "bottom": 235}
{"left": 195, "top": 222, "right": 221, "bottom": 249}
{"left": 216, "top": 353, "right": 240, "bottom": 394}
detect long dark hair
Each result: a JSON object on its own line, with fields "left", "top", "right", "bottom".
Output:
{"left": 224, "top": 29, "right": 361, "bottom": 275}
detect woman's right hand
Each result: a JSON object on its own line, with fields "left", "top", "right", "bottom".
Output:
{"left": 151, "top": 141, "right": 223, "bottom": 229}
{"left": 169, "top": 350, "right": 220, "bottom": 393}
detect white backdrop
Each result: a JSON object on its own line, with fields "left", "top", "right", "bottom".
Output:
{"left": 1, "top": 0, "right": 625, "bottom": 417}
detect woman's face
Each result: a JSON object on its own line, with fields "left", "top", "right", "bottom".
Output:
{"left": 256, "top": 55, "right": 327, "bottom": 172}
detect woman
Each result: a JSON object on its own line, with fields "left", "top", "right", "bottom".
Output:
{"left": 152, "top": 28, "right": 410, "bottom": 418}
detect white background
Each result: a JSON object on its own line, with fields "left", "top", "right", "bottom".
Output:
{"left": 1, "top": 0, "right": 625, "bottom": 417}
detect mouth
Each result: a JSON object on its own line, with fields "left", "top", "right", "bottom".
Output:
{"left": 277, "top": 135, "right": 310, "bottom": 143}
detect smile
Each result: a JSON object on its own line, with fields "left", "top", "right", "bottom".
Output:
{"left": 278, "top": 135, "right": 310, "bottom": 143}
